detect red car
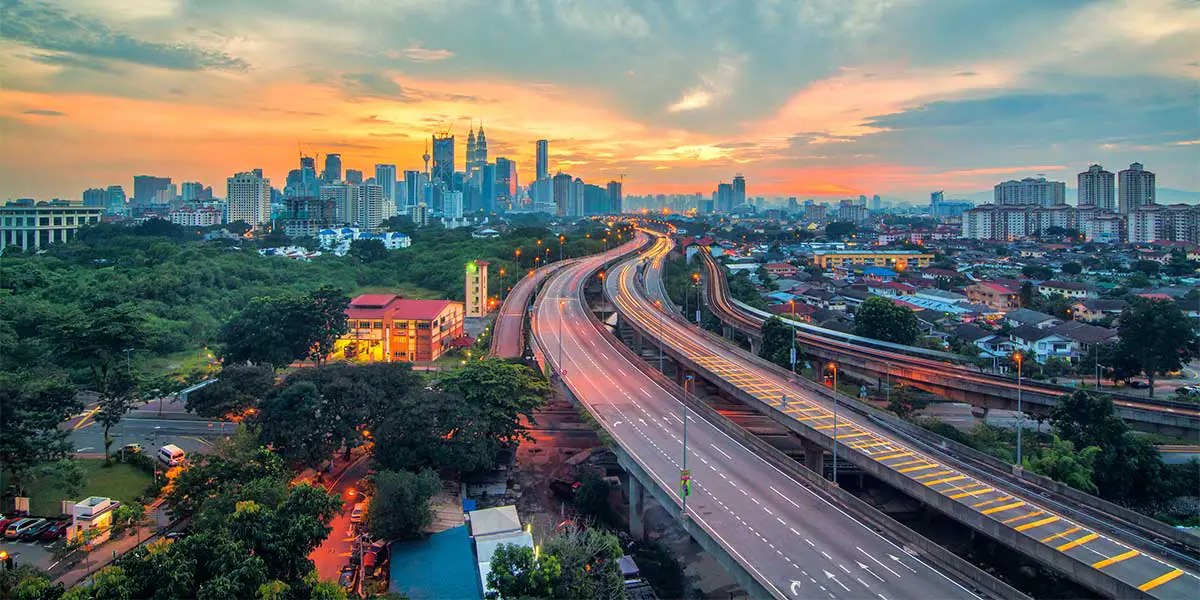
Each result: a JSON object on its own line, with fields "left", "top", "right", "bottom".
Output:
{"left": 39, "top": 520, "right": 69, "bottom": 541}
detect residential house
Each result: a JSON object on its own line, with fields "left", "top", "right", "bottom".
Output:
{"left": 1038, "top": 280, "right": 1097, "bottom": 300}
{"left": 866, "top": 281, "right": 917, "bottom": 297}
{"left": 953, "top": 323, "right": 1015, "bottom": 359}
{"left": 1009, "top": 321, "right": 1116, "bottom": 364}
{"left": 966, "top": 281, "right": 1020, "bottom": 311}
{"left": 768, "top": 302, "right": 817, "bottom": 322}
{"left": 1070, "top": 299, "right": 1127, "bottom": 323}
{"left": 763, "top": 262, "right": 799, "bottom": 278}
{"left": 1004, "top": 308, "right": 1061, "bottom": 330}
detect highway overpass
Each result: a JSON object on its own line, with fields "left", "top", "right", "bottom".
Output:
{"left": 607, "top": 230, "right": 1198, "bottom": 600}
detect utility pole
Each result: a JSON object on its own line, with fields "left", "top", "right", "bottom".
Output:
{"left": 1014, "top": 352, "right": 1024, "bottom": 467}
{"left": 829, "top": 362, "right": 839, "bottom": 484}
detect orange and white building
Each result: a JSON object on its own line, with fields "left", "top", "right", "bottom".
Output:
{"left": 336, "top": 294, "right": 465, "bottom": 363}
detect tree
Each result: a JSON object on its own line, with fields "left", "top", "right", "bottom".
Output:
{"left": 365, "top": 469, "right": 441, "bottom": 541}
{"left": 486, "top": 544, "right": 561, "bottom": 600}
{"left": 573, "top": 471, "right": 613, "bottom": 525}
{"left": 437, "top": 358, "right": 548, "bottom": 454}
{"left": 219, "top": 288, "right": 349, "bottom": 368}
{"left": 55, "top": 303, "right": 148, "bottom": 460}
{"left": 0, "top": 370, "right": 81, "bottom": 494}
{"left": 758, "top": 316, "right": 797, "bottom": 369}
{"left": 1133, "top": 260, "right": 1160, "bottom": 276}
{"left": 1049, "top": 390, "right": 1167, "bottom": 501}
{"left": 1061, "top": 262, "right": 1082, "bottom": 275}
{"left": 348, "top": 238, "right": 389, "bottom": 263}
{"left": 60, "top": 566, "right": 135, "bottom": 600}
{"left": 256, "top": 381, "right": 336, "bottom": 469}
{"left": 1019, "top": 281, "right": 1034, "bottom": 308}
{"left": 1115, "top": 297, "right": 1196, "bottom": 396}
{"left": 824, "top": 222, "right": 856, "bottom": 240}
{"left": 304, "top": 286, "right": 350, "bottom": 364}
{"left": 1021, "top": 264, "right": 1053, "bottom": 280}
{"left": 186, "top": 364, "right": 275, "bottom": 418}
{"left": 1163, "top": 254, "right": 1199, "bottom": 277}
{"left": 542, "top": 526, "right": 624, "bottom": 600}
{"left": 853, "top": 296, "right": 920, "bottom": 345}
{"left": 1024, "top": 436, "right": 1100, "bottom": 494}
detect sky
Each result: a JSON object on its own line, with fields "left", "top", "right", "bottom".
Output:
{"left": 1, "top": 0, "right": 1197, "bottom": 203}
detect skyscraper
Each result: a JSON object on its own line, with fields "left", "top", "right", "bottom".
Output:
{"left": 466, "top": 125, "right": 488, "bottom": 191}
{"left": 345, "top": 169, "right": 363, "bottom": 185}
{"left": 871, "top": 195, "right": 881, "bottom": 210}
{"left": 993, "top": 177, "right": 1066, "bottom": 207}
{"left": 375, "top": 164, "right": 398, "bottom": 208}
{"left": 432, "top": 135, "right": 455, "bottom": 191}
{"left": 481, "top": 163, "right": 496, "bottom": 214}
{"left": 132, "top": 175, "right": 172, "bottom": 215}
{"left": 732, "top": 174, "right": 746, "bottom": 208}
{"left": 495, "top": 158, "right": 516, "bottom": 211}
{"left": 402, "top": 170, "right": 425, "bottom": 213}
{"left": 324, "top": 154, "right": 342, "bottom": 183}
{"left": 568, "top": 177, "right": 585, "bottom": 218}
{"left": 357, "top": 183, "right": 385, "bottom": 230}
{"left": 716, "top": 183, "right": 734, "bottom": 213}
{"left": 321, "top": 184, "right": 358, "bottom": 225}
{"left": 181, "top": 182, "right": 203, "bottom": 203}
{"left": 105, "top": 185, "right": 126, "bottom": 215}
{"left": 443, "top": 190, "right": 464, "bottom": 220}
{"left": 552, "top": 172, "right": 572, "bottom": 216}
{"left": 1119, "top": 162, "right": 1156, "bottom": 214}
{"left": 535, "top": 140, "right": 549, "bottom": 181}
{"left": 82, "top": 188, "right": 106, "bottom": 208}
{"left": 1078, "top": 164, "right": 1115, "bottom": 211}
{"left": 606, "top": 181, "right": 623, "bottom": 215}
{"left": 226, "top": 171, "right": 271, "bottom": 226}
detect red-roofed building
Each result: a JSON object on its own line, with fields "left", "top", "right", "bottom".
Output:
{"left": 763, "top": 262, "right": 798, "bottom": 278}
{"left": 966, "top": 282, "right": 1020, "bottom": 311}
{"left": 336, "top": 294, "right": 465, "bottom": 363}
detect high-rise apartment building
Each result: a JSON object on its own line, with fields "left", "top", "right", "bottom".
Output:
{"left": 374, "top": 164, "right": 398, "bottom": 209}
{"left": 346, "top": 169, "right": 363, "bottom": 185}
{"left": 442, "top": 190, "right": 464, "bottom": 220}
{"left": 105, "top": 185, "right": 126, "bottom": 215}
{"left": 1077, "top": 164, "right": 1115, "bottom": 211}
{"left": 567, "top": 177, "right": 585, "bottom": 218}
{"left": 82, "top": 188, "right": 106, "bottom": 208}
{"left": 132, "top": 175, "right": 172, "bottom": 214}
{"left": 357, "top": 183, "right": 386, "bottom": 230}
{"left": 402, "top": 170, "right": 425, "bottom": 213}
{"left": 871, "top": 194, "right": 881, "bottom": 210}
{"left": 535, "top": 140, "right": 549, "bottom": 181}
{"left": 1119, "top": 162, "right": 1156, "bottom": 214}
{"left": 732, "top": 174, "right": 746, "bottom": 208}
{"left": 324, "top": 154, "right": 342, "bottom": 183}
{"left": 552, "top": 173, "right": 572, "bottom": 217}
{"left": 716, "top": 183, "right": 734, "bottom": 213}
{"left": 465, "top": 260, "right": 490, "bottom": 317}
{"left": 321, "top": 184, "right": 357, "bottom": 225}
{"left": 226, "top": 171, "right": 271, "bottom": 226}
{"left": 180, "top": 182, "right": 204, "bottom": 203}
{"left": 993, "top": 177, "right": 1066, "bottom": 207}
{"left": 606, "top": 181, "right": 623, "bottom": 215}
{"left": 495, "top": 158, "right": 516, "bottom": 211}
{"left": 432, "top": 135, "right": 455, "bottom": 191}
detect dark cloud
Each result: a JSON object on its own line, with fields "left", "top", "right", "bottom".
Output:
{"left": 21, "top": 109, "right": 67, "bottom": 117}
{"left": 1, "top": 0, "right": 247, "bottom": 71}
{"left": 339, "top": 73, "right": 414, "bottom": 101}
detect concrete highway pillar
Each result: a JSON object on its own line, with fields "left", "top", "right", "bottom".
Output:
{"left": 628, "top": 476, "right": 645, "bottom": 540}
{"left": 748, "top": 337, "right": 761, "bottom": 355}
{"left": 800, "top": 438, "right": 824, "bottom": 475}
{"left": 722, "top": 324, "right": 734, "bottom": 339}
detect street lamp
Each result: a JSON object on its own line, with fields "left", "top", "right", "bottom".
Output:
{"left": 691, "top": 272, "right": 701, "bottom": 323}
{"left": 1014, "top": 352, "right": 1024, "bottom": 467}
{"left": 559, "top": 235, "right": 565, "bottom": 261}
{"left": 829, "top": 362, "right": 839, "bottom": 484}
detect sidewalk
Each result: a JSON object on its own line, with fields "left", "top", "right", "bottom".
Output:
{"left": 52, "top": 500, "right": 172, "bottom": 588}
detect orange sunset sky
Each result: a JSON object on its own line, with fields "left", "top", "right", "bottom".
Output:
{"left": 1, "top": 0, "right": 1197, "bottom": 203}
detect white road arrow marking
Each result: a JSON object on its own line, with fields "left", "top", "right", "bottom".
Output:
{"left": 789, "top": 580, "right": 803, "bottom": 596}
{"left": 857, "top": 547, "right": 901, "bottom": 578}
{"left": 824, "top": 570, "right": 851, "bottom": 592}
{"left": 889, "top": 554, "right": 918, "bottom": 573}
{"left": 857, "top": 561, "right": 885, "bottom": 582}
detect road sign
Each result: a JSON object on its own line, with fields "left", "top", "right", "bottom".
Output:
{"left": 679, "top": 469, "right": 691, "bottom": 497}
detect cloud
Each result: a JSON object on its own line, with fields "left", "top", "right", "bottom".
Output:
{"left": 389, "top": 45, "right": 454, "bottom": 63}
{"left": 26, "top": 51, "right": 122, "bottom": 72}
{"left": 339, "top": 73, "right": 411, "bottom": 100}
{"left": 21, "top": 109, "right": 67, "bottom": 117}
{"left": 1, "top": 0, "right": 247, "bottom": 71}
{"left": 667, "top": 53, "right": 745, "bottom": 113}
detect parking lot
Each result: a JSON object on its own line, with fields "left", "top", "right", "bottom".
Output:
{"left": 1, "top": 524, "right": 65, "bottom": 572}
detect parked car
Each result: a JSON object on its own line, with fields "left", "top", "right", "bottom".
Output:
{"left": 5, "top": 518, "right": 39, "bottom": 539}
{"left": 337, "top": 566, "right": 357, "bottom": 593}
{"left": 121, "top": 443, "right": 144, "bottom": 455}
{"left": 0, "top": 516, "right": 22, "bottom": 532}
{"left": 350, "top": 502, "right": 366, "bottom": 524}
{"left": 39, "top": 520, "right": 69, "bottom": 542}
{"left": 1129, "top": 381, "right": 1150, "bottom": 389}
{"left": 21, "top": 519, "right": 55, "bottom": 541}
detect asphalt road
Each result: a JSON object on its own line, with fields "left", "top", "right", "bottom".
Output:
{"left": 311, "top": 456, "right": 371, "bottom": 583}
{"left": 68, "top": 397, "right": 234, "bottom": 457}
{"left": 532, "top": 235, "right": 975, "bottom": 600}
{"left": 493, "top": 263, "right": 562, "bottom": 359}
{"left": 629, "top": 233, "right": 1198, "bottom": 600}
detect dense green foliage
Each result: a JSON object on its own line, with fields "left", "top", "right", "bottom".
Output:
{"left": 365, "top": 469, "right": 441, "bottom": 541}
{"left": 185, "top": 364, "right": 275, "bottom": 418}
{"left": 486, "top": 527, "right": 623, "bottom": 600}
{"left": 727, "top": 270, "right": 767, "bottom": 310}
{"left": 1114, "top": 297, "right": 1196, "bottom": 396}
{"left": 759, "top": 316, "right": 798, "bottom": 369}
{"left": 853, "top": 296, "right": 921, "bottom": 345}
{"left": 219, "top": 286, "right": 350, "bottom": 367}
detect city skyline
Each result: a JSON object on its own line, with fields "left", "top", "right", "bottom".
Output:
{"left": 0, "top": 0, "right": 1197, "bottom": 202}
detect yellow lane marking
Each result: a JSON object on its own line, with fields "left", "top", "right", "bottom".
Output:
{"left": 875, "top": 452, "right": 912, "bottom": 461}
{"left": 889, "top": 459, "right": 924, "bottom": 468}
{"left": 1138, "top": 570, "right": 1184, "bottom": 592}
{"left": 1041, "top": 526, "right": 1082, "bottom": 543}
{"left": 799, "top": 415, "right": 832, "bottom": 422}
{"left": 913, "top": 470, "right": 953, "bottom": 480}
{"left": 1015, "top": 516, "right": 1060, "bottom": 532}
{"left": 898, "top": 463, "right": 939, "bottom": 474}
{"left": 852, "top": 441, "right": 893, "bottom": 451}
{"left": 1092, "top": 550, "right": 1139, "bottom": 569}
{"left": 981, "top": 501, "right": 1026, "bottom": 515}
{"left": 814, "top": 424, "right": 835, "bottom": 430}
{"left": 924, "top": 475, "right": 967, "bottom": 487}
{"left": 1003, "top": 511, "right": 1044, "bottom": 525}
{"left": 835, "top": 432, "right": 871, "bottom": 441}
{"left": 973, "top": 496, "right": 1011, "bottom": 508}
{"left": 1056, "top": 533, "right": 1099, "bottom": 551}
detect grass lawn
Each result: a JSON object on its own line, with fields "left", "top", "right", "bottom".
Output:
{"left": 1, "top": 459, "right": 152, "bottom": 517}
{"left": 143, "top": 348, "right": 220, "bottom": 384}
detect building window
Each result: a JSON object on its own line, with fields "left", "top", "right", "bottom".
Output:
{"left": 40, "top": 217, "right": 50, "bottom": 226}
{"left": 53, "top": 217, "right": 62, "bottom": 226}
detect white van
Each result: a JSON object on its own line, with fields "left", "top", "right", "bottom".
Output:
{"left": 157, "top": 444, "right": 186, "bottom": 467}
{"left": 350, "top": 503, "right": 366, "bottom": 524}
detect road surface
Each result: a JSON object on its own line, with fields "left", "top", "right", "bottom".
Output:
{"left": 532, "top": 234, "right": 977, "bottom": 600}
{"left": 67, "top": 397, "right": 234, "bottom": 456}
{"left": 492, "top": 263, "right": 564, "bottom": 359}
{"left": 311, "top": 456, "right": 372, "bottom": 582}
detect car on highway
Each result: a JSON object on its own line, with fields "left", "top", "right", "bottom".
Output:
{"left": 21, "top": 519, "right": 55, "bottom": 541}
{"left": 337, "top": 566, "right": 357, "bottom": 593}
{"left": 39, "top": 520, "right": 69, "bottom": 542}
{"left": 4, "top": 518, "right": 40, "bottom": 539}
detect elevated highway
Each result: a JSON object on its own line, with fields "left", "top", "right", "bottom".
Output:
{"left": 532, "top": 234, "right": 999, "bottom": 599}
{"left": 492, "top": 263, "right": 567, "bottom": 359}
{"left": 696, "top": 249, "right": 1200, "bottom": 438}
{"left": 612, "top": 231, "right": 1199, "bottom": 600}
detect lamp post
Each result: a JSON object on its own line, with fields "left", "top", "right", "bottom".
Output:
{"left": 682, "top": 374, "right": 693, "bottom": 515}
{"left": 789, "top": 301, "right": 797, "bottom": 373}
{"left": 559, "top": 235, "right": 565, "bottom": 261}
{"left": 1014, "top": 352, "right": 1024, "bottom": 467}
{"left": 692, "top": 273, "right": 701, "bottom": 323}
{"left": 829, "top": 362, "right": 839, "bottom": 483}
